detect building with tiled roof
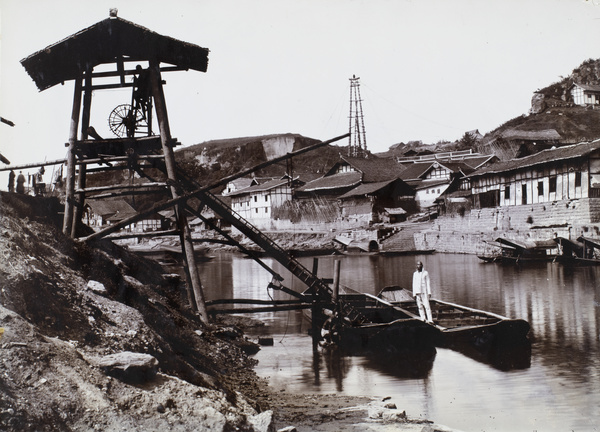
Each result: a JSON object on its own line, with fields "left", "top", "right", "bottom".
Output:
{"left": 479, "top": 129, "right": 563, "bottom": 161}
{"left": 570, "top": 83, "right": 600, "bottom": 106}
{"left": 228, "top": 176, "right": 303, "bottom": 227}
{"left": 295, "top": 155, "right": 414, "bottom": 223}
{"left": 324, "top": 156, "right": 407, "bottom": 182}
{"left": 84, "top": 199, "right": 168, "bottom": 232}
{"left": 297, "top": 156, "right": 406, "bottom": 197}
{"left": 464, "top": 140, "right": 600, "bottom": 219}
{"left": 398, "top": 161, "right": 474, "bottom": 209}
{"left": 337, "top": 179, "right": 415, "bottom": 224}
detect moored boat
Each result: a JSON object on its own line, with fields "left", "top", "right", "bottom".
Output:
{"left": 478, "top": 237, "right": 559, "bottom": 264}
{"left": 377, "top": 286, "right": 531, "bottom": 346}
{"left": 310, "top": 285, "right": 531, "bottom": 370}
{"left": 554, "top": 236, "right": 600, "bottom": 266}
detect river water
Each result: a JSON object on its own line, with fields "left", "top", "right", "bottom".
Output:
{"left": 191, "top": 252, "right": 600, "bottom": 432}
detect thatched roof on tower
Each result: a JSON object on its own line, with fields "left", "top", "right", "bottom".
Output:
{"left": 21, "top": 14, "right": 209, "bottom": 91}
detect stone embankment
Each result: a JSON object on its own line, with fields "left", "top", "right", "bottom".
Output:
{"left": 253, "top": 201, "right": 600, "bottom": 256}
{"left": 415, "top": 201, "right": 600, "bottom": 255}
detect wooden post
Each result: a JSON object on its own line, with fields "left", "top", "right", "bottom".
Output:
{"left": 311, "top": 257, "right": 320, "bottom": 351}
{"left": 148, "top": 59, "right": 209, "bottom": 325}
{"left": 311, "top": 257, "right": 319, "bottom": 276}
{"left": 63, "top": 74, "right": 83, "bottom": 236}
{"left": 332, "top": 259, "right": 341, "bottom": 303}
{"left": 72, "top": 65, "right": 93, "bottom": 238}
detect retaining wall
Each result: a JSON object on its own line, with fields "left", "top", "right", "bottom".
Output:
{"left": 416, "top": 198, "right": 600, "bottom": 254}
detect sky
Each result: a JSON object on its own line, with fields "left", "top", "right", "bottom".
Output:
{"left": 1, "top": 0, "right": 600, "bottom": 186}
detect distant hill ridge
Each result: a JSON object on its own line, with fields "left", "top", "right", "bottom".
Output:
{"left": 173, "top": 58, "right": 600, "bottom": 182}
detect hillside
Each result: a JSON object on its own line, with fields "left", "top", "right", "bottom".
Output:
{"left": 381, "top": 58, "right": 600, "bottom": 158}
{"left": 0, "top": 192, "right": 271, "bottom": 430}
{"left": 175, "top": 133, "right": 348, "bottom": 188}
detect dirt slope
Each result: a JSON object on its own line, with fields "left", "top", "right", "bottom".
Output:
{"left": 0, "top": 192, "right": 270, "bottom": 431}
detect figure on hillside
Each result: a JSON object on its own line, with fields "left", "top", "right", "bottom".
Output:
{"left": 412, "top": 260, "right": 434, "bottom": 323}
{"left": 8, "top": 170, "right": 15, "bottom": 192}
{"left": 34, "top": 167, "right": 45, "bottom": 196}
{"left": 16, "top": 171, "right": 26, "bottom": 194}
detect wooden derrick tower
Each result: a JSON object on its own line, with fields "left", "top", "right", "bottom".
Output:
{"left": 21, "top": 11, "right": 211, "bottom": 323}
{"left": 348, "top": 75, "right": 368, "bottom": 158}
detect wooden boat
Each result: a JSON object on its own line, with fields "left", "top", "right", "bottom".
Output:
{"left": 478, "top": 238, "right": 559, "bottom": 264}
{"left": 554, "top": 236, "right": 600, "bottom": 266}
{"left": 377, "top": 286, "right": 530, "bottom": 344}
{"left": 376, "top": 286, "right": 531, "bottom": 370}
{"left": 310, "top": 285, "right": 530, "bottom": 370}
{"left": 304, "top": 287, "right": 435, "bottom": 355}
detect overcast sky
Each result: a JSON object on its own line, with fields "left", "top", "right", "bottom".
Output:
{"left": 2, "top": 0, "right": 600, "bottom": 184}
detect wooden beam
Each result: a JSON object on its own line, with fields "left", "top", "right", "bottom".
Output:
{"left": 88, "top": 65, "right": 187, "bottom": 79}
{"left": 84, "top": 163, "right": 156, "bottom": 173}
{"left": 72, "top": 64, "right": 94, "bottom": 238}
{"left": 150, "top": 59, "right": 208, "bottom": 324}
{"left": 63, "top": 74, "right": 83, "bottom": 236}
{"left": 206, "top": 299, "right": 307, "bottom": 306}
{"left": 0, "top": 159, "right": 66, "bottom": 172}
{"left": 191, "top": 238, "right": 234, "bottom": 246}
{"left": 77, "top": 154, "right": 165, "bottom": 165}
{"left": 207, "top": 304, "right": 312, "bottom": 314}
{"left": 104, "top": 229, "right": 179, "bottom": 240}
{"left": 76, "top": 182, "right": 168, "bottom": 194}
{"left": 86, "top": 189, "right": 170, "bottom": 200}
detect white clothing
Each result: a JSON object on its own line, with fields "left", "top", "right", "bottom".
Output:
{"left": 412, "top": 269, "right": 433, "bottom": 323}
{"left": 412, "top": 270, "right": 431, "bottom": 296}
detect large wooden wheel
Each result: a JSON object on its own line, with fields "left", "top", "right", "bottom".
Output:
{"left": 108, "top": 104, "right": 148, "bottom": 138}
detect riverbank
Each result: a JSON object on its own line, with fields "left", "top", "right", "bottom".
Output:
{"left": 0, "top": 192, "right": 460, "bottom": 431}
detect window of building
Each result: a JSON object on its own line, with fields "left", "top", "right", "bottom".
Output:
{"left": 265, "top": 195, "right": 268, "bottom": 202}
{"left": 505, "top": 185, "right": 510, "bottom": 200}
{"left": 549, "top": 177, "right": 557, "bottom": 193}
{"left": 255, "top": 208, "right": 258, "bottom": 213}
{"left": 575, "top": 172, "right": 582, "bottom": 187}
{"left": 537, "top": 181, "right": 544, "bottom": 196}
{"left": 254, "top": 196, "right": 257, "bottom": 202}
{"left": 521, "top": 184, "right": 528, "bottom": 205}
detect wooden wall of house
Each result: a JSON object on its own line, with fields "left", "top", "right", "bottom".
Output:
{"left": 471, "top": 158, "right": 591, "bottom": 208}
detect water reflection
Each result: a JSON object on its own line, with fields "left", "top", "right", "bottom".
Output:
{"left": 190, "top": 252, "right": 600, "bottom": 431}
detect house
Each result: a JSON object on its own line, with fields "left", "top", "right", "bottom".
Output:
{"left": 478, "top": 129, "right": 562, "bottom": 161}
{"left": 84, "top": 200, "right": 137, "bottom": 229}
{"left": 296, "top": 156, "right": 406, "bottom": 201}
{"left": 294, "top": 156, "right": 412, "bottom": 223}
{"left": 222, "top": 178, "right": 254, "bottom": 196}
{"left": 466, "top": 129, "right": 484, "bottom": 141}
{"left": 464, "top": 140, "right": 600, "bottom": 223}
{"left": 84, "top": 199, "right": 166, "bottom": 232}
{"left": 570, "top": 83, "right": 600, "bottom": 106}
{"left": 228, "top": 176, "right": 301, "bottom": 226}
{"left": 399, "top": 161, "right": 475, "bottom": 210}
{"left": 294, "top": 171, "right": 362, "bottom": 201}
{"left": 337, "top": 178, "right": 414, "bottom": 224}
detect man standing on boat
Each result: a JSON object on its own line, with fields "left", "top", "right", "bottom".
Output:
{"left": 412, "top": 261, "right": 434, "bottom": 323}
